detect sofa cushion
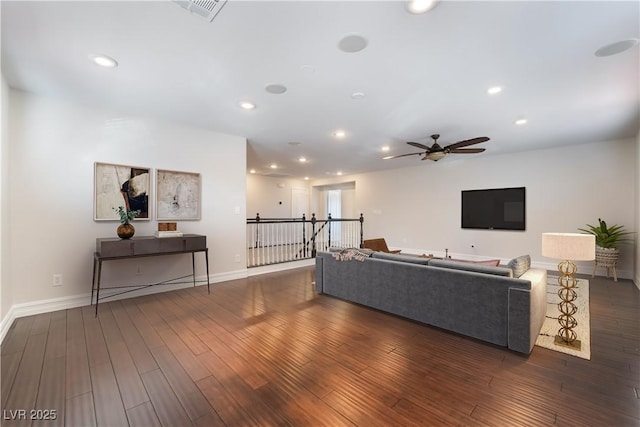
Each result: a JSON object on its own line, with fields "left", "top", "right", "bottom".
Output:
{"left": 472, "top": 259, "right": 501, "bottom": 267}
{"left": 429, "top": 259, "right": 513, "bottom": 277}
{"left": 452, "top": 258, "right": 501, "bottom": 267}
{"left": 508, "top": 254, "right": 531, "bottom": 278}
{"left": 372, "top": 252, "right": 431, "bottom": 265}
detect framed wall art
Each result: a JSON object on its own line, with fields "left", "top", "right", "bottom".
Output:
{"left": 156, "top": 169, "right": 201, "bottom": 220}
{"left": 94, "top": 162, "right": 151, "bottom": 221}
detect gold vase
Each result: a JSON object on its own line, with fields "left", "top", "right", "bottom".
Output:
{"left": 117, "top": 223, "right": 135, "bottom": 239}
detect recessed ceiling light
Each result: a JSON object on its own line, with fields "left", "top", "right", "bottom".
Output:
{"left": 265, "top": 84, "right": 287, "bottom": 94}
{"left": 382, "top": 145, "right": 390, "bottom": 152}
{"left": 89, "top": 54, "right": 118, "bottom": 68}
{"left": 336, "top": 171, "right": 343, "bottom": 176}
{"left": 240, "top": 101, "right": 256, "bottom": 110}
{"left": 304, "top": 176, "right": 310, "bottom": 181}
{"left": 515, "top": 118, "right": 528, "bottom": 125}
{"left": 270, "top": 164, "right": 277, "bottom": 169}
{"left": 338, "top": 34, "right": 368, "bottom": 53}
{"left": 595, "top": 39, "right": 639, "bottom": 57}
{"left": 406, "top": 0, "right": 438, "bottom": 14}
{"left": 334, "top": 130, "right": 346, "bottom": 139}
{"left": 249, "top": 169, "right": 256, "bottom": 174}
{"left": 487, "top": 86, "right": 502, "bottom": 95}
{"left": 298, "top": 157, "right": 307, "bottom": 163}
{"left": 351, "top": 92, "right": 366, "bottom": 100}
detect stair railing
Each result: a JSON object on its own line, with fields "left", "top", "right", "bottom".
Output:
{"left": 246, "top": 213, "right": 364, "bottom": 267}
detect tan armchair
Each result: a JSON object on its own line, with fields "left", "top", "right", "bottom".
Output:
{"left": 362, "top": 238, "right": 401, "bottom": 254}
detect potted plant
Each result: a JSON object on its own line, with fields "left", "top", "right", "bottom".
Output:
{"left": 578, "top": 218, "right": 634, "bottom": 278}
{"left": 114, "top": 206, "right": 141, "bottom": 239}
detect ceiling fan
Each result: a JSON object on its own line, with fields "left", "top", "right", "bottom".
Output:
{"left": 383, "top": 134, "right": 489, "bottom": 162}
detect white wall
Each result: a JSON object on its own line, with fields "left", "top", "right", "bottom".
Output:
{"left": 311, "top": 181, "right": 357, "bottom": 220}
{"left": 5, "top": 89, "right": 247, "bottom": 320}
{"left": 246, "top": 175, "right": 360, "bottom": 227}
{"left": 312, "top": 138, "right": 637, "bottom": 278}
{"left": 1, "top": 73, "right": 11, "bottom": 321}
{"left": 635, "top": 131, "right": 639, "bottom": 288}
{"left": 246, "top": 174, "right": 310, "bottom": 219}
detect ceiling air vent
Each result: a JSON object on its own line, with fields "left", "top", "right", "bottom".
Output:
{"left": 173, "top": 0, "right": 228, "bottom": 22}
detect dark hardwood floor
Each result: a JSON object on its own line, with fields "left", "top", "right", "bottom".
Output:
{"left": 1, "top": 266, "right": 639, "bottom": 426}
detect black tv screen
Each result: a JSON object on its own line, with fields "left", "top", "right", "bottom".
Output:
{"left": 461, "top": 187, "right": 526, "bottom": 230}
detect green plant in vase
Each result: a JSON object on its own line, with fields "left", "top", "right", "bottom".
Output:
{"left": 578, "top": 218, "right": 634, "bottom": 281}
{"left": 578, "top": 218, "right": 633, "bottom": 248}
{"left": 113, "top": 206, "right": 141, "bottom": 239}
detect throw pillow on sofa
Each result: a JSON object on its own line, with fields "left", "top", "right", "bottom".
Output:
{"left": 331, "top": 247, "right": 374, "bottom": 261}
{"left": 508, "top": 254, "right": 531, "bottom": 278}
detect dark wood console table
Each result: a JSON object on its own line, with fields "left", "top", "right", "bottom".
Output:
{"left": 92, "top": 234, "right": 209, "bottom": 315}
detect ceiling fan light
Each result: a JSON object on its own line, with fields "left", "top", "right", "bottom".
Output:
{"left": 426, "top": 151, "right": 446, "bottom": 161}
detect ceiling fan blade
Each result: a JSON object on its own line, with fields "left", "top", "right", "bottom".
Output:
{"left": 407, "top": 141, "right": 430, "bottom": 150}
{"left": 449, "top": 148, "right": 486, "bottom": 154}
{"left": 383, "top": 152, "right": 424, "bottom": 160}
{"left": 444, "top": 136, "right": 490, "bottom": 150}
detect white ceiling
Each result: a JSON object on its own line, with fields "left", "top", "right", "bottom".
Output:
{"left": 2, "top": 1, "right": 639, "bottom": 179}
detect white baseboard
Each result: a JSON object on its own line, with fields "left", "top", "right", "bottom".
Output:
{"left": 0, "top": 305, "right": 18, "bottom": 346}
{"left": 0, "top": 292, "right": 90, "bottom": 345}
{"left": 247, "top": 259, "right": 314, "bottom": 276}
{"left": 0, "top": 269, "right": 251, "bottom": 345}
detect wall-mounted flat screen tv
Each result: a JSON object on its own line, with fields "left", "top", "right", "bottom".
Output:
{"left": 461, "top": 187, "right": 526, "bottom": 230}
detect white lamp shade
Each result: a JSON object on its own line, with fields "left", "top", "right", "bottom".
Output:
{"left": 542, "top": 233, "right": 595, "bottom": 261}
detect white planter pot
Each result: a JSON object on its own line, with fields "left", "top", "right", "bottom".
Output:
{"left": 595, "top": 246, "right": 619, "bottom": 267}
{"left": 593, "top": 245, "right": 619, "bottom": 281}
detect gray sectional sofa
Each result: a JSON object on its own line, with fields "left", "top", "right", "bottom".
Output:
{"left": 315, "top": 250, "right": 547, "bottom": 354}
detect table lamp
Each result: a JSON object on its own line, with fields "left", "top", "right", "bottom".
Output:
{"left": 541, "top": 232, "right": 595, "bottom": 350}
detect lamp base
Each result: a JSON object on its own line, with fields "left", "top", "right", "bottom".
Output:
{"left": 554, "top": 335, "right": 582, "bottom": 351}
